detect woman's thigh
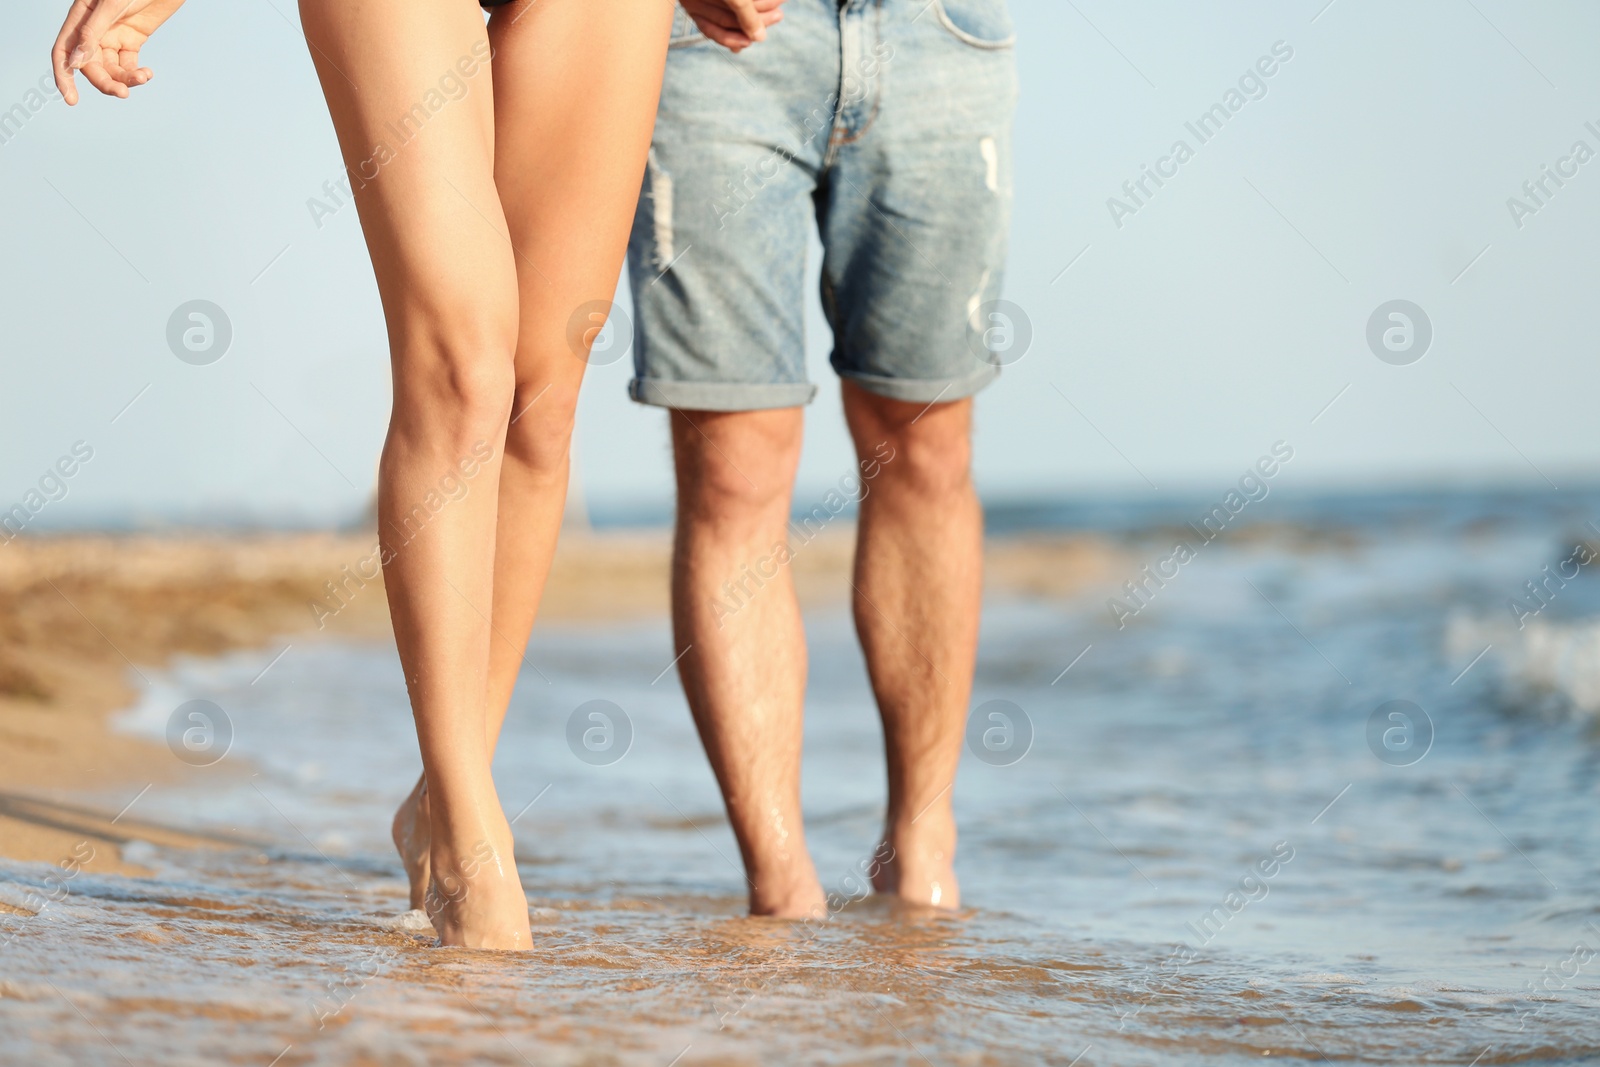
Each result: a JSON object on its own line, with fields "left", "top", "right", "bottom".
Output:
{"left": 299, "top": 0, "right": 518, "bottom": 367}
{"left": 487, "top": 0, "right": 675, "bottom": 397}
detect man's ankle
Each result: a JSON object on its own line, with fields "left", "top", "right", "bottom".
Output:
{"left": 747, "top": 862, "right": 825, "bottom": 918}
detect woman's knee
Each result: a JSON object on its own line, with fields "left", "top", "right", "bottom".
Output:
{"left": 391, "top": 302, "right": 520, "bottom": 442}
{"left": 504, "top": 380, "right": 580, "bottom": 475}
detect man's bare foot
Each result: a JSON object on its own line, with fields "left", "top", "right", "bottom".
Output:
{"left": 391, "top": 775, "right": 431, "bottom": 911}
{"left": 424, "top": 810, "right": 533, "bottom": 951}
{"left": 748, "top": 863, "right": 827, "bottom": 919}
{"left": 872, "top": 805, "right": 960, "bottom": 909}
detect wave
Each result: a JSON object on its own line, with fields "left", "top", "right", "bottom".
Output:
{"left": 1447, "top": 613, "right": 1600, "bottom": 718}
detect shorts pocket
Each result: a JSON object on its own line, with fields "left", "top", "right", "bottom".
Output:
{"left": 669, "top": 6, "right": 708, "bottom": 47}
{"left": 931, "top": 0, "right": 1016, "bottom": 49}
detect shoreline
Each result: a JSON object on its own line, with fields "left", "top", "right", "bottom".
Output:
{"left": 0, "top": 527, "right": 1123, "bottom": 875}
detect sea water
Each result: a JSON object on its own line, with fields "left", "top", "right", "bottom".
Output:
{"left": 3, "top": 489, "right": 1599, "bottom": 1065}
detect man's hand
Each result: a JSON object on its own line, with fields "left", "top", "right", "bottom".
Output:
{"left": 52, "top": 0, "right": 187, "bottom": 105}
{"left": 681, "top": 0, "right": 786, "bottom": 53}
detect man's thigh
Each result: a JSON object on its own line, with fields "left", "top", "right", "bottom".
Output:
{"left": 626, "top": 2, "right": 843, "bottom": 413}
{"left": 819, "top": 0, "right": 1020, "bottom": 405}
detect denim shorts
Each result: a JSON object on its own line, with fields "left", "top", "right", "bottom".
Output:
{"left": 625, "top": 0, "right": 1018, "bottom": 410}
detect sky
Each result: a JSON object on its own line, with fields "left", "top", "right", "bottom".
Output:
{"left": 2, "top": 0, "right": 1598, "bottom": 529}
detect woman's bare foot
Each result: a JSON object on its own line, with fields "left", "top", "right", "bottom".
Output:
{"left": 872, "top": 805, "right": 960, "bottom": 909}
{"left": 424, "top": 804, "right": 532, "bottom": 951}
{"left": 391, "top": 775, "right": 431, "bottom": 911}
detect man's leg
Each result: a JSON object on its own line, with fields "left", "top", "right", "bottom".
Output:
{"left": 669, "top": 406, "right": 826, "bottom": 918}
{"left": 842, "top": 383, "right": 981, "bottom": 909}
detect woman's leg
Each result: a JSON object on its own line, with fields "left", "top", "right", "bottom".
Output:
{"left": 299, "top": 0, "right": 527, "bottom": 949}
{"left": 481, "top": 0, "right": 674, "bottom": 749}
{"left": 389, "top": 0, "right": 675, "bottom": 918}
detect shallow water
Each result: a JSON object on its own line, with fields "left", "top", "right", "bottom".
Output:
{"left": 5, "top": 492, "right": 1600, "bottom": 1065}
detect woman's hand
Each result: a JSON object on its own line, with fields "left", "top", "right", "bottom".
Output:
{"left": 681, "top": 0, "right": 786, "bottom": 53}
{"left": 52, "top": 0, "right": 187, "bottom": 104}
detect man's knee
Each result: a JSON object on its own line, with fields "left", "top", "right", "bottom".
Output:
{"left": 877, "top": 432, "right": 972, "bottom": 498}
{"left": 848, "top": 392, "right": 973, "bottom": 499}
{"left": 673, "top": 408, "right": 803, "bottom": 518}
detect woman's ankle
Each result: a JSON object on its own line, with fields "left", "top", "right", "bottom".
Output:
{"left": 421, "top": 792, "right": 532, "bottom": 949}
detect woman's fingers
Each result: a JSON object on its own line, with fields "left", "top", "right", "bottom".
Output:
{"left": 704, "top": 27, "right": 752, "bottom": 52}
{"left": 682, "top": 0, "right": 784, "bottom": 52}
{"left": 698, "top": 6, "right": 784, "bottom": 31}
{"left": 76, "top": 0, "right": 140, "bottom": 59}
{"left": 112, "top": 47, "right": 149, "bottom": 86}
{"left": 682, "top": 0, "right": 783, "bottom": 25}
{"left": 712, "top": 0, "right": 768, "bottom": 43}
{"left": 79, "top": 52, "right": 130, "bottom": 98}
{"left": 680, "top": 4, "right": 748, "bottom": 50}
{"left": 680, "top": 1, "right": 739, "bottom": 32}
{"left": 51, "top": 0, "right": 96, "bottom": 104}
{"left": 52, "top": 0, "right": 162, "bottom": 101}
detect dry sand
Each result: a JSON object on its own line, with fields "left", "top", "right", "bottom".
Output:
{"left": 0, "top": 527, "right": 1122, "bottom": 875}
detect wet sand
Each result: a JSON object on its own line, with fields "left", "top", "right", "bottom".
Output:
{"left": 0, "top": 527, "right": 1122, "bottom": 875}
